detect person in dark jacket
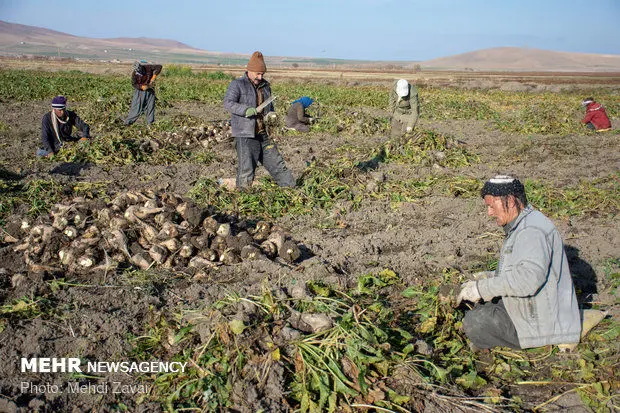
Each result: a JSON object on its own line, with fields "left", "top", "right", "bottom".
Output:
{"left": 581, "top": 98, "right": 612, "bottom": 131}
{"left": 456, "top": 176, "right": 581, "bottom": 350}
{"left": 37, "top": 96, "right": 90, "bottom": 157}
{"left": 389, "top": 79, "right": 419, "bottom": 137}
{"left": 223, "top": 51, "right": 295, "bottom": 189}
{"left": 286, "top": 96, "right": 315, "bottom": 132}
{"left": 125, "top": 60, "right": 162, "bottom": 125}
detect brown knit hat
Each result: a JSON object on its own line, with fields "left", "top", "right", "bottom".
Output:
{"left": 247, "top": 51, "right": 267, "bottom": 72}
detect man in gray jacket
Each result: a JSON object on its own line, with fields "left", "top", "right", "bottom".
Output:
{"left": 223, "top": 51, "right": 295, "bottom": 189}
{"left": 456, "top": 175, "right": 581, "bottom": 349}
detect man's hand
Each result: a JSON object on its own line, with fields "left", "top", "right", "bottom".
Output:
{"left": 266, "top": 112, "right": 277, "bottom": 123}
{"left": 455, "top": 281, "right": 481, "bottom": 306}
{"left": 79, "top": 137, "right": 89, "bottom": 142}
{"left": 245, "top": 107, "right": 258, "bottom": 117}
{"left": 141, "top": 85, "right": 148, "bottom": 91}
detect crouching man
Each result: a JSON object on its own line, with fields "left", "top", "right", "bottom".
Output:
{"left": 456, "top": 175, "right": 581, "bottom": 350}
{"left": 37, "top": 95, "right": 91, "bottom": 157}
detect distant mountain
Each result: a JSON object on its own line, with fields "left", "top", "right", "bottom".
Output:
{"left": 1, "top": 20, "right": 619, "bottom": 71}
{"left": 422, "top": 47, "right": 620, "bottom": 72}
{"left": 0, "top": 20, "right": 206, "bottom": 62}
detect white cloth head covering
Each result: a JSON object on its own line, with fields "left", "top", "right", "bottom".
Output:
{"left": 396, "top": 79, "right": 409, "bottom": 97}
{"left": 581, "top": 98, "right": 594, "bottom": 107}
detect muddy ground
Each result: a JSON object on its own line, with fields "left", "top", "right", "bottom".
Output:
{"left": 0, "top": 96, "right": 618, "bottom": 412}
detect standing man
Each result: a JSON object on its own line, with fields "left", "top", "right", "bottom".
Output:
{"left": 125, "top": 60, "right": 162, "bottom": 126}
{"left": 581, "top": 97, "right": 612, "bottom": 132}
{"left": 456, "top": 175, "right": 581, "bottom": 350}
{"left": 286, "top": 96, "right": 315, "bottom": 132}
{"left": 389, "top": 79, "right": 419, "bottom": 138}
{"left": 37, "top": 96, "right": 90, "bottom": 157}
{"left": 223, "top": 51, "right": 295, "bottom": 189}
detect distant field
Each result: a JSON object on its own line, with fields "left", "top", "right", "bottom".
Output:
{"left": 2, "top": 57, "right": 620, "bottom": 91}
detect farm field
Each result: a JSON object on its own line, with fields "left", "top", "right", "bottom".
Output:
{"left": 0, "top": 62, "right": 619, "bottom": 412}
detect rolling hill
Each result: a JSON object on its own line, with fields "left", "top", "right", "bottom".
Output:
{"left": 1, "top": 20, "right": 619, "bottom": 71}
{"left": 422, "top": 46, "right": 620, "bottom": 72}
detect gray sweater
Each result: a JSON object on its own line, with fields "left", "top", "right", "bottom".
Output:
{"left": 388, "top": 80, "right": 419, "bottom": 129}
{"left": 223, "top": 73, "right": 274, "bottom": 138}
{"left": 476, "top": 205, "right": 581, "bottom": 348}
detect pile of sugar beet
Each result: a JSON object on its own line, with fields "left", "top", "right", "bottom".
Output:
{"left": 159, "top": 121, "right": 233, "bottom": 148}
{"left": 2, "top": 190, "right": 302, "bottom": 274}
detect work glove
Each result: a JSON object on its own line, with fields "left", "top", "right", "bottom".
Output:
{"left": 141, "top": 85, "right": 148, "bottom": 91}
{"left": 308, "top": 117, "right": 315, "bottom": 124}
{"left": 245, "top": 107, "right": 258, "bottom": 118}
{"left": 151, "top": 74, "right": 158, "bottom": 83}
{"left": 406, "top": 126, "right": 413, "bottom": 133}
{"left": 455, "top": 281, "right": 481, "bottom": 306}
{"left": 472, "top": 271, "right": 494, "bottom": 281}
{"left": 79, "top": 137, "right": 89, "bottom": 142}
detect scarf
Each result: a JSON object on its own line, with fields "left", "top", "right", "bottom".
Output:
{"left": 51, "top": 110, "right": 68, "bottom": 146}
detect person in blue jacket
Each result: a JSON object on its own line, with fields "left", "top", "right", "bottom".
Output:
{"left": 286, "top": 96, "right": 315, "bottom": 132}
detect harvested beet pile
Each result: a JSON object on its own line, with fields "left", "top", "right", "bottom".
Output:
{"left": 160, "top": 121, "right": 232, "bottom": 148}
{"left": 4, "top": 190, "right": 302, "bottom": 274}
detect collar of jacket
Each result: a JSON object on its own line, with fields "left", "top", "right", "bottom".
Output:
{"left": 244, "top": 72, "right": 268, "bottom": 89}
{"left": 503, "top": 204, "right": 534, "bottom": 236}
{"left": 587, "top": 103, "right": 603, "bottom": 111}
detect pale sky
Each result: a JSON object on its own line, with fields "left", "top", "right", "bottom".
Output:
{"left": 1, "top": 0, "right": 619, "bottom": 61}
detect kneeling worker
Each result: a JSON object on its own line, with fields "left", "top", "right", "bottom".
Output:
{"left": 581, "top": 97, "right": 612, "bottom": 132}
{"left": 456, "top": 175, "right": 581, "bottom": 350}
{"left": 286, "top": 96, "right": 315, "bottom": 132}
{"left": 37, "top": 95, "right": 91, "bottom": 157}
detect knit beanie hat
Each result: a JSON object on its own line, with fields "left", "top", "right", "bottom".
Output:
{"left": 247, "top": 51, "right": 267, "bottom": 72}
{"left": 480, "top": 175, "right": 525, "bottom": 198}
{"left": 396, "top": 79, "right": 409, "bottom": 97}
{"left": 51, "top": 96, "right": 67, "bottom": 109}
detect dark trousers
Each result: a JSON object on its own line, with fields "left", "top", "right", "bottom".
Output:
{"left": 125, "top": 89, "right": 156, "bottom": 125}
{"left": 585, "top": 122, "right": 596, "bottom": 130}
{"left": 462, "top": 300, "right": 521, "bottom": 349}
{"left": 235, "top": 134, "right": 295, "bottom": 188}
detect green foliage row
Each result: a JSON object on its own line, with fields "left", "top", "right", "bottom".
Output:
{"left": 129, "top": 270, "right": 481, "bottom": 411}
{"left": 125, "top": 267, "right": 617, "bottom": 412}
{"left": 2, "top": 68, "right": 618, "bottom": 135}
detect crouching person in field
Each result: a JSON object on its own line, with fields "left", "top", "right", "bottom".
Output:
{"left": 286, "top": 96, "right": 315, "bottom": 132}
{"left": 389, "top": 79, "right": 419, "bottom": 138}
{"left": 37, "top": 96, "right": 91, "bottom": 157}
{"left": 456, "top": 175, "right": 581, "bottom": 350}
{"left": 580, "top": 97, "right": 612, "bottom": 132}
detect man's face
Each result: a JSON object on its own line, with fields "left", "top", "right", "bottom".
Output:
{"left": 53, "top": 108, "right": 66, "bottom": 118}
{"left": 484, "top": 195, "right": 518, "bottom": 226}
{"left": 247, "top": 70, "right": 264, "bottom": 85}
